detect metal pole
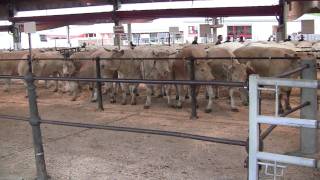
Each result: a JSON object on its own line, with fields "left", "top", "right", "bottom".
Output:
{"left": 28, "top": 33, "right": 32, "bottom": 73}
{"left": 67, "top": 25, "right": 71, "bottom": 47}
{"left": 189, "top": 58, "right": 198, "bottom": 119}
{"left": 25, "top": 72, "right": 48, "bottom": 180}
{"left": 300, "top": 59, "right": 318, "bottom": 154}
{"left": 168, "top": 33, "right": 171, "bottom": 46}
{"left": 248, "top": 75, "right": 260, "bottom": 180}
{"left": 95, "top": 57, "right": 104, "bottom": 111}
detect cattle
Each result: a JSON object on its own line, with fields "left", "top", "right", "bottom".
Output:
{"left": 18, "top": 51, "right": 65, "bottom": 94}
{"left": 62, "top": 49, "right": 108, "bottom": 101}
{"left": 171, "top": 46, "right": 215, "bottom": 113}
{"left": 0, "top": 51, "right": 29, "bottom": 92}
{"left": 234, "top": 46, "right": 300, "bottom": 113}
{"left": 140, "top": 47, "right": 172, "bottom": 109}
{"left": 98, "top": 48, "right": 142, "bottom": 105}
{"left": 207, "top": 47, "right": 248, "bottom": 112}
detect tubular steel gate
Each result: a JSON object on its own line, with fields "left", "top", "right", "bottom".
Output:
{"left": 0, "top": 52, "right": 319, "bottom": 180}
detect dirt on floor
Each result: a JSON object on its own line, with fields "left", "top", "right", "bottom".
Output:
{"left": 0, "top": 82, "right": 319, "bottom": 180}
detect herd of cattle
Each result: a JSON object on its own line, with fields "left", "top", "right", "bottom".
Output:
{"left": 0, "top": 40, "right": 319, "bottom": 113}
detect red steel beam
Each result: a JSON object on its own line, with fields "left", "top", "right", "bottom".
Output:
{"left": 10, "top": 5, "right": 281, "bottom": 24}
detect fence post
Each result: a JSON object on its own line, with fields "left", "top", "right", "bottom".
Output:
{"left": 25, "top": 72, "right": 49, "bottom": 180}
{"left": 28, "top": 54, "right": 32, "bottom": 73}
{"left": 95, "top": 57, "right": 104, "bottom": 111}
{"left": 189, "top": 57, "right": 198, "bottom": 119}
{"left": 300, "top": 59, "right": 318, "bottom": 154}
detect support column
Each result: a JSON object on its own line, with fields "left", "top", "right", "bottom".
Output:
{"left": 113, "top": 0, "right": 121, "bottom": 47}
{"left": 300, "top": 59, "right": 318, "bottom": 154}
{"left": 12, "top": 24, "right": 21, "bottom": 50}
{"left": 127, "top": 23, "right": 132, "bottom": 43}
{"left": 278, "top": 0, "right": 288, "bottom": 41}
{"left": 66, "top": 25, "right": 71, "bottom": 47}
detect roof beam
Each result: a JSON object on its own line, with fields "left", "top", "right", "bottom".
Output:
{"left": 10, "top": 5, "right": 281, "bottom": 24}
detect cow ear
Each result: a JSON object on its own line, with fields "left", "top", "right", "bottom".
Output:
{"left": 120, "top": 49, "right": 125, "bottom": 55}
{"left": 246, "top": 65, "right": 255, "bottom": 75}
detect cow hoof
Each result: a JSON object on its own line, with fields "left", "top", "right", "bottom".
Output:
{"left": 205, "top": 108, "right": 212, "bottom": 113}
{"left": 71, "top": 98, "right": 76, "bottom": 101}
{"left": 157, "top": 94, "right": 163, "bottom": 98}
{"left": 231, "top": 108, "right": 239, "bottom": 112}
{"left": 144, "top": 105, "right": 150, "bottom": 109}
{"left": 121, "top": 101, "right": 127, "bottom": 105}
{"left": 110, "top": 99, "right": 116, "bottom": 104}
{"left": 242, "top": 101, "right": 249, "bottom": 106}
{"left": 131, "top": 102, "right": 137, "bottom": 105}
{"left": 286, "top": 106, "right": 292, "bottom": 111}
{"left": 91, "top": 99, "right": 97, "bottom": 103}
{"left": 3, "top": 89, "right": 9, "bottom": 93}
{"left": 53, "top": 89, "right": 58, "bottom": 92}
{"left": 278, "top": 109, "right": 284, "bottom": 114}
{"left": 185, "top": 95, "right": 190, "bottom": 99}
{"left": 176, "top": 105, "right": 182, "bottom": 109}
{"left": 135, "top": 93, "right": 140, "bottom": 97}
{"left": 175, "top": 95, "right": 179, "bottom": 100}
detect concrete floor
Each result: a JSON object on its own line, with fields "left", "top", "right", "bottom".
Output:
{"left": 0, "top": 83, "right": 319, "bottom": 180}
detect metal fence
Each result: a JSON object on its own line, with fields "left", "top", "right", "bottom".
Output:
{"left": 0, "top": 52, "right": 318, "bottom": 180}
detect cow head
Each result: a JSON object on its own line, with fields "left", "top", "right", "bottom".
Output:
{"left": 62, "top": 60, "right": 76, "bottom": 77}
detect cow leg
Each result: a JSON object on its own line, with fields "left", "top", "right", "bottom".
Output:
{"left": 130, "top": 84, "right": 137, "bottom": 105}
{"left": 53, "top": 80, "right": 59, "bottom": 92}
{"left": 3, "top": 79, "right": 11, "bottom": 92}
{"left": 176, "top": 85, "right": 185, "bottom": 108}
{"left": 165, "top": 85, "right": 172, "bottom": 107}
{"left": 284, "top": 89, "right": 292, "bottom": 110}
{"left": 239, "top": 88, "right": 249, "bottom": 106}
{"left": 144, "top": 85, "right": 152, "bottom": 109}
{"left": 120, "top": 83, "right": 128, "bottom": 105}
{"left": 278, "top": 93, "right": 284, "bottom": 114}
{"left": 106, "top": 82, "right": 116, "bottom": 103}
{"left": 229, "top": 88, "right": 239, "bottom": 112}
{"left": 205, "top": 85, "right": 214, "bottom": 113}
{"left": 91, "top": 83, "right": 98, "bottom": 102}
{"left": 69, "top": 82, "right": 80, "bottom": 101}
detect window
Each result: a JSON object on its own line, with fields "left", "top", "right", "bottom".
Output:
{"left": 227, "top": 25, "right": 252, "bottom": 39}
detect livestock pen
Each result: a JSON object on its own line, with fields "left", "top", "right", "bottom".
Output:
{"left": 0, "top": 51, "right": 319, "bottom": 179}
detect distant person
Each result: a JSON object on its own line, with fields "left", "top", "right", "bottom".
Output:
{"left": 239, "top": 36, "right": 245, "bottom": 43}
{"left": 224, "top": 36, "right": 231, "bottom": 43}
{"left": 284, "top": 35, "right": 292, "bottom": 42}
{"left": 215, "top": 35, "right": 223, "bottom": 45}
{"left": 299, "top": 35, "right": 305, "bottom": 41}
{"left": 192, "top": 36, "right": 198, "bottom": 45}
{"left": 81, "top": 42, "right": 87, "bottom": 48}
{"left": 129, "top": 41, "right": 136, "bottom": 49}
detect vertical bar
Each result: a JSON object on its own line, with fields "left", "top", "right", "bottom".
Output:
{"left": 25, "top": 72, "right": 49, "bottom": 180}
{"left": 249, "top": 75, "right": 260, "bottom": 180}
{"left": 275, "top": 85, "right": 279, "bottom": 117}
{"left": 300, "top": 59, "right": 318, "bottom": 154}
{"left": 189, "top": 58, "right": 198, "bottom": 120}
{"left": 95, "top": 57, "right": 104, "bottom": 111}
{"left": 28, "top": 33, "right": 32, "bottom": 73}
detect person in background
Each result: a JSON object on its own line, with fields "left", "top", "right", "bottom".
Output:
{"left": 239, "top": 36, "right": 245, "bottom": 43}
{"left": 284, "top": 35, "right": 292, "bottom": 42}
{"left": 215, "top": 35, "right": 223, "bottom": 45}
{"left": 192, "top": 36, "right": 198, "bottom": 44}
{"left": 129, "top": 41, "right": 136, "bottom": 49}
{"left": 299, "top": 34, "right": 305, "bottom": 41}
{"left": 224, "top": 36, "right": 231, "bottom": 43}
{"left": 81, "top": 42, "right": 87, "bottom": 48}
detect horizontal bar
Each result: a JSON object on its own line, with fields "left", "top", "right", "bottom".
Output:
{"left": 0, "top": 114, "right": 247, "bottom": 147}
{"left": 257, "top": 115, "right": 318, "bottom": 128}
{"left": 0, "top": 56, "right": 300, "bottom": 61}
{"left": 257, "top": 77, "right": 319, "bottom": 89}
{"left": 258, "top": 87, "right": 275, "bottom": 91}
{"left": 274, "top": 64, "right": 309, "bottom": 78}
{"left": 261, "top": 101, "right": 310, "bottom": 140}
{"left": 0, "top": 75, "right": 246, "bottom": 87}
{"left": 257, "top": 152, "right": 318, "bottom": 168}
